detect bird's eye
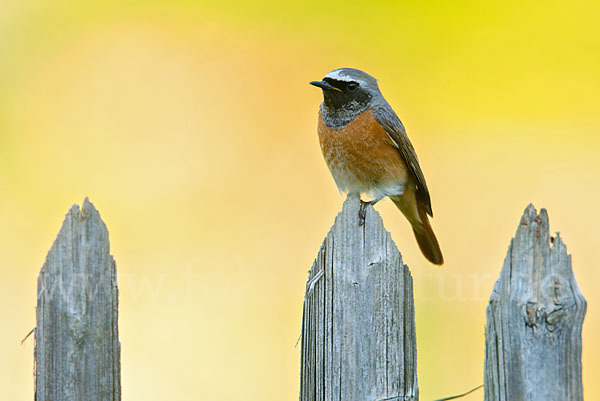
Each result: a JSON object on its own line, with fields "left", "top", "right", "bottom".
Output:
{"left": 347, "top": 82, "right": 359, "bottom": 91}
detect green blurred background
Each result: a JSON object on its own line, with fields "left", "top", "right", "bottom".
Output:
{"left": 1, "top": 0, "right": 599, "bottom": 399}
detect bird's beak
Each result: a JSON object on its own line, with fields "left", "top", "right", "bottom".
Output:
{"left": 310, "top": 80, "right": 343, "bottom": 92}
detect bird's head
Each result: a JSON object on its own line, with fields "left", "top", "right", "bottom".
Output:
{"left": 310, "top": 68, "right": 381, "bottom": 113}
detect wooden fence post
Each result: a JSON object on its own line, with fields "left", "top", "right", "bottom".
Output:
{"left": 35, "top": 198, "right": 121, "bottom": 401}
{"left": 300, "top": 194, "right": 418, "bottom": 401}
{"left": 484, "top": 204, "right": 586, "bottom": 401}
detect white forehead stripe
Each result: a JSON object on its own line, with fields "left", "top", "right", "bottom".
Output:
{"left": 325, "top": 69, "right": 368, "bottom": 85}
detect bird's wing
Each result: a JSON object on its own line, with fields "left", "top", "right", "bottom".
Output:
{"left": 373, "top": 105, "right": 433, "bottom": 217}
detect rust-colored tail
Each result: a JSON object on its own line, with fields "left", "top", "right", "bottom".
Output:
{"left": 411, "top": 207, "right": 444, "bottom": 265}
{"left": 390, "top": 191, "right": 444, "bottom": 265}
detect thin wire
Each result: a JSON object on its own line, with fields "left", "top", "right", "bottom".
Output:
{"left": 21, "top": 328, "right": 35, "bottom": 345}
{"left": 433, "top": 384, "right": 483, "bottom": 401}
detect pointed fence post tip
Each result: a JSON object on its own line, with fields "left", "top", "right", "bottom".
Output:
{"left": 300, "top": 195, "right": 418, "bottom": 401}
{"left": 35, "top": 198, "right": 121, "bottom": 401}
{"left": 485, "top": 204, "right": 586, "bottom": 401}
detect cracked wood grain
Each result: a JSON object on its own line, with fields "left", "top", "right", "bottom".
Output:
{"left": 300, "top": 194, "right": 418, "bottom": 401}
{"left": 484, "top": 204, "right": 586, "bottom": 401}
{"left": 35, "top": 198, "right": 121, "bottom": 401}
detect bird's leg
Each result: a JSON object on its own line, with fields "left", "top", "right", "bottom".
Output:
{"left": 359, "top": 196, "right": 385, "bottom": 225}
{"left": 369, "top": 195, "right": 385, "bottom": 207}
{"left": 359, "top": 201, "right": 368, "bottom": 225}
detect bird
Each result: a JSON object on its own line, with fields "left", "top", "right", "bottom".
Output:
{"left": 310, "top": 68, "right": 443, "bottom": 265}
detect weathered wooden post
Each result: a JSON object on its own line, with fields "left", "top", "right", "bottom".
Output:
{"left": 300, "top": 194, "right": 418, "bottom": 401}
{"left": 35, "top": 198, "right": 121, "bottom": 400}
{"left": 484, "top": 204, "right": 586, "bottom": 401}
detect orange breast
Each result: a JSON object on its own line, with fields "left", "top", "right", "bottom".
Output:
{"left": 318, "top": 109, "right": 409, "bottom": 197}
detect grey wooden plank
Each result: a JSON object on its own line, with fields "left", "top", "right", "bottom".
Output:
{"left": 484, "top": 204, "right": 586, "bottom": 401}
{"left": 300, "top": 194, "right": 418, "bottom": 401}
{"left": 35, "top": 198, "right": 121, "bottom": 401}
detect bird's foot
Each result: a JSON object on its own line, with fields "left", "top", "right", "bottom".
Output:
{"left": 359, "top": 200, "right": 368, "bottom": 226}
{"left": 359, "top": 197, "right": 383, "bottom": 226}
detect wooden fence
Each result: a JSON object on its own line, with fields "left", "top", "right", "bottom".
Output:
{"left": 484, "top": 205, "right": 586, "bottom": 401}
{"left": 299, "top": 195, "right": 586, "bottom": 401}
{"left": 31, "top": 196, "right": 586, "bottom": 400}
{"left": 35, "top": 199, "right": 120, "bottom": 401}
{"left": 300, "top": 193, "right": 418, "bottom": 401}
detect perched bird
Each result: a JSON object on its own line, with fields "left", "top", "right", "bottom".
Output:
{"left": 310, "top": 68, "right": 443, "bottom": 265}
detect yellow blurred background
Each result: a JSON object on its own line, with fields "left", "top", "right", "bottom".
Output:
{"left": 1, "top": 0, "right": 599, "bottom": 399}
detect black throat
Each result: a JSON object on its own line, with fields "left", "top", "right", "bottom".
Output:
{"left": 320, "top": 79, "right": 372, "bottom": 129}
